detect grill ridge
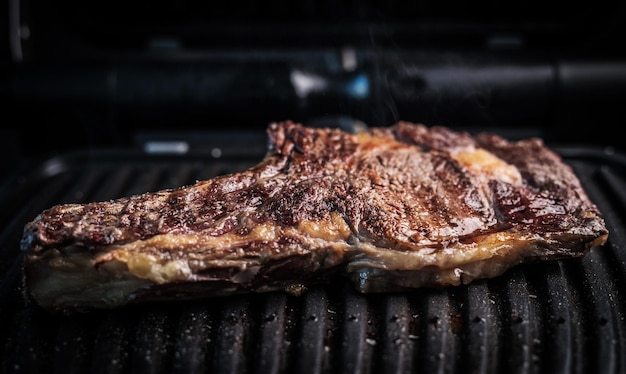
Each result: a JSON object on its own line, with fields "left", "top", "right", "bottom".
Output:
{"left": 379, "top": 294, "right": 413, "bottom": 373}
{"left": 462, "top": 281, "right": 501, "bottom": 373}
{"left": 294, "top": 288, "right": 331, "bottom": 374}
{"left": 500, "top": 269, "right": 538, "bottom": 372}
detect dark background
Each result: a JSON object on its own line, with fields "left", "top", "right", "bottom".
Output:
{"left": 2, "top": 0, "right": 626, "bottom": 175}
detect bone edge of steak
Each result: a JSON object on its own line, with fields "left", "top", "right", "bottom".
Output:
{"left": 23, "top": 228, "right": 607, "bottom": 312}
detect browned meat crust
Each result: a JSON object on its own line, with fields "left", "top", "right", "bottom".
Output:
{"left": 20, "top": 121, "right": 609, "bottom": 311}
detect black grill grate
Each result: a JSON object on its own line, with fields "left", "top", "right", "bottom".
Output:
{"left": 1, "top": 145, "right": 626, "bottom": 374}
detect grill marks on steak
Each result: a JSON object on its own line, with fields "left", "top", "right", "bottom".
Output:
{"left": 20, "top": 121, "right": 609, "bottom": 311}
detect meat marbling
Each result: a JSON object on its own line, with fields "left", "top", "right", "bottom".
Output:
{"left": 20, "top": 121, "right": 609, "bottom": 311}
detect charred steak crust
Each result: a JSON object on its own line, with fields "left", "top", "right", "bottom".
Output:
{"left": 20, "top": 121, "right": 609, "bottom": 311}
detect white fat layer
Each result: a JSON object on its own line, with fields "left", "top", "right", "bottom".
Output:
{"left": 101, "top": 229, "right": 545, "bottom": 287}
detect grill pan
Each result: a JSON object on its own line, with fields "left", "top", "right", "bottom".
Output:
{"left": 1, "top": 135, "right": 625, "bottom": 374}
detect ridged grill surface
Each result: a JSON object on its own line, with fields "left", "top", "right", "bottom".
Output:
{"left": 1, "top": 145, "right": 625, "bottom": 374}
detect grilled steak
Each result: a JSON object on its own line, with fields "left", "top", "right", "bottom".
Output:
{"left": 20, "top": 121, "right": 609, "bottom": 311}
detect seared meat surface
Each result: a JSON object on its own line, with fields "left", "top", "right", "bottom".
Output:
{"left": 21, "top": 121, "right": 608, "bottom": 311}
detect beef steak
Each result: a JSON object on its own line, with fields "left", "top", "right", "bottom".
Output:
{"left": 20, "top": 121, "right": 609, "bottom": 311}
